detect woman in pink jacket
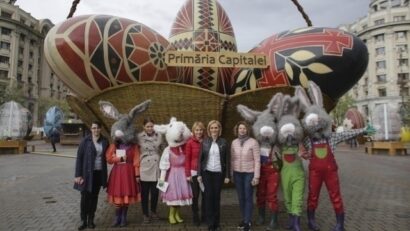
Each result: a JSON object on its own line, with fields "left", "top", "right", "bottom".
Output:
{"left": 231, "top": 121, "right": 261, "bottom": 231}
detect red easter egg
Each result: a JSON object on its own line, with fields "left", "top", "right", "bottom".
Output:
{"left": 44, "top": 15, "right": 177, "bottom": 99}
{"left": 231, "top": 27, "right": 368, "bottom": 100}
{"left": 169, "top": 0, "right": 237, "bottom": 94}
{"left": 345, "top": 108, "right": 365, "bottom": 129}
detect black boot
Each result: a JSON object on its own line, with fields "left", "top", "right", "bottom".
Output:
{"left": 78, "top": 220, "right": 87, "bottom": 231}
{"left": 111, "top": 207, "right": 122, "bottom": 227}
{"left": 307, "top": 210, "right": 320, "bottom": 231}
{"left": 257, "top": 207, "right": 265, "bottom": 225}
{"left": 120, "top": 206, "right": 128, "bottom": 227}
{"left": 285, "top": 214, "right": 293, "bottom": 230}
{"left": 193, "top": 212, "right": 200, "bottom": 226}
{"left": 292, "top": 216, "right": 301, "bottom": 231}
{"left": 266, "top": 213, "right": 279, "bottom": 230}
{"left": 332, "top": 213, "right": 344, "bottom": 231}
{"left": 88, "top": 215, "right": 96, "bottom": 229}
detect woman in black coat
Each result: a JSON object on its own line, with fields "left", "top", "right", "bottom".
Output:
{"left": 197, "top": 120, "right": 230, "bottom": 231}
{"left": 74, "top": 121, "right": 109, "bottom": 230}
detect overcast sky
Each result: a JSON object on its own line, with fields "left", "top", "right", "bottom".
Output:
{"left": 16, "top": 0, "right": 370, "bottom": 51}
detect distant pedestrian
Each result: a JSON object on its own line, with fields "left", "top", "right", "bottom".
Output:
{"left": 74, "top": 121, "right": 109, "bottom": 230}
{"left": 50, "top": 127, "right": 60, "bottom": 152}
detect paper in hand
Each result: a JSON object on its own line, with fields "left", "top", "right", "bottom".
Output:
{"left": 156, "top": 181, "right": 169, "bottom": 192}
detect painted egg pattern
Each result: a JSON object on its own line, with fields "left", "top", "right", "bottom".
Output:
{"left": 344, "top": 108, "right": 365, "bottom": 129}
{"left": 44, "top": 15, "right": 177, "bottom": 99}
{"left": 231, "top": 27, "right": 368, "bottom": 100}
{"left": 169, "top": 0, "right": 237, "bottom": 94}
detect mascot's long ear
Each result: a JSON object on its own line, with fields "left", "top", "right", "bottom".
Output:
{"left": 237, "top": 104, "right": 261, "bottom": 123}
{"left": 99, "top": 100, "right": 120, "bottom": 120}
{"left": 294, "top": 85, "right": 311, "bottom": 112}
{"left": 128, "top": 99, "right": 151, "bottom": 121}
{"left": 307, "top": 81, "right": 323, "bottom": 108}
{"left": 154, "top": 124, "right": 168, "bottom": 135}
{"left": 269, "top": 92, "right": 284, "bottom": 119}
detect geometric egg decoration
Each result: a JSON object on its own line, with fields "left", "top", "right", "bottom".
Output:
{"left": 231, "top": 27, "right": 369, "bottom": 100}
{"left": 44, "top": 15, "right": 177, "bottom": 99}
{"left": 344, "top": 108, "right": 365, "bottom": 129}
{"left": 169, "top": 0, "right": 237, "bottom": 94}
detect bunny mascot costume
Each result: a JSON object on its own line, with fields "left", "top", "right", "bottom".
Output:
{"left": 275, "top": 94, "right": 306, "bottom": 231}
{"left": 155, "top": 117, "right": 193, "bottom": 224}
{"left": 99, "top": 100, "right": 151, "bottom": 227}
{"left": 237, "top": 93, "right": 284, "bottom": 230}
{"left": 295, "top": 81, "right": 370, "bottom": 231}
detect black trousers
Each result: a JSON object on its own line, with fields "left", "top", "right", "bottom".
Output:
{"left": 51, "top": 141, "right": 56, "bottom": 152}
{"left": 191, "top": 175, "right": 206, "bottom": 220}
{"left": 80, "top": 170, "right": 102, "bottom": 220}
{"left": 140, "top": 181, "right": 159, "bottom": 216}
{"left": 202, "top": 171, "right": 224, "bottom": 229}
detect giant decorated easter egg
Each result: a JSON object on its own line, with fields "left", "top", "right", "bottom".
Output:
{"left": 0, "top": 101, "right": 32, "bottom": 140}
{"left": 231, "top": 27, "right": 368, "bottom": 100}
{"left": 169, "top": 0, "right": 237, "bottom": 94}
{"left": 43, "top": 106, "right": 64, "bottom": 137}
{"left": 344, "top": 108, "right": 365, "bottom": 129}
{"left": 44, "top": 15, "right": 177, "bottom": 99}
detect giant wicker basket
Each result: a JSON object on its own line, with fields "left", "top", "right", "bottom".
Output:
{"left": 67, "top": 82, "right": 336, "bottom": 141}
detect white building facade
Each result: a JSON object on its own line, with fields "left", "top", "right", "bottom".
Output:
{"left": 0, "top": 0, "right": 67, "bottom": 125}
{"left": 342, "top": 0, "right": 410, "bottom": 121}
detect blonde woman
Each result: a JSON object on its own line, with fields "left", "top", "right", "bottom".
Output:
{"left": 197, "top": 120, "right": 230, "bottom": 231}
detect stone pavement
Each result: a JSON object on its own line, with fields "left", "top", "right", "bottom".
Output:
{"left": 0, "top": 141, "right": 409, "bottom": 231}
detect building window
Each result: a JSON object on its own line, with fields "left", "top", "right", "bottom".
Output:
{"left": 0, "top": 42, "right": 10, "bottom": 50}
{"left": 401, "top": 87, "right": 410, "bottom": 96}
{"left": 363, "top": 105, "right": 369, "bottom": 116}
{"left": 364, "top": 77, "right": 369, "bottom": 85}
{"left": 391, "top": 0, "right": 402, "bottom": 7}
{"left": 376, "top": 47, "right": 385, "bottom": 56}
{"left": 374, "top": 19, "right": 385, "bottom": 25}
{"left": 379, "top": 1, "right": 388, "bottom": 9}
{"left": 393, "top": 15, "right": 406, "bottom": 21}
{"left": 378, "top": 88, "right": 387, "bottom": 97}
{"left": 398, "top": 59, "right": 408, "bottom": 67}
{"left": 376, "top": 61, "right": 386, "bottom": 70}
{"left": 398, "top": 73, "right": 409, "bottom": 82}
{"left": 1, "top": 12, "right": 12, "bottom": 19}
{"left": 362, "top": 24, "right": 368, "bottom": 30}
{"left": 0, "top": 55, "right": 9, "bottom": 64}
{"left": 395, "top": 31, "right": 407, "bottom": 40}
{"left": 0, "top": 70, "right": 8, "bottom": 79}
{"left": 375, "top": 34, "right": 384, "bottom": 42}
{"left": 377, "top": 74, "right": 387, "bottom": 83}
{"left": 396, "top": 44, "right": 408, "bottom": 54}
{"left": 365, "top": 89, "right": 369, "bottom": 96}
{"left": 1, "top": 27, "right": 11, "bottom": 35}
{"left": 20, "top": 34, "right": 25, "bottom": 41}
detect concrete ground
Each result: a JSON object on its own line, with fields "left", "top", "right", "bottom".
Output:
{"left": 0, "top": 141, "right": 409, "bottom": 231}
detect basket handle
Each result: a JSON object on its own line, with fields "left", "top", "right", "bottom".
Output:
{"left": 67, "top": 0, "right": 313, "bottom": 26}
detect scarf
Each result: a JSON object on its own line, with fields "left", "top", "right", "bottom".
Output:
{"left": 238, "top": 134, "right": 250, "bottom": 146}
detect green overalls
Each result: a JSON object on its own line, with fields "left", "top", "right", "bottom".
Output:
{"left": 280, "top": 145, "right": 305, "bottom": 216}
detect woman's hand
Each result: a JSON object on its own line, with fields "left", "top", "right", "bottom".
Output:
{"left": 74, "top": 177, "right": 84, "bottom": 185}
{"left": 186, "top": 176, "right": 191, "bottom": 182}
{"left": 135, "top": 176, "right": 140, "bottom": 183}
{"left": 224, "top": 178, "right": 230, "bottom": 184}
{"left": 197, "top": 176, "right": 202, "bottom": 183}
{"left": 251, "top": 178, "right": 259, "bottom": 186}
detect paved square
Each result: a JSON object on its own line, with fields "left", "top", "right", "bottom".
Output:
{"left": 0, "top": 142, "right": 409, "bottom": 230}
